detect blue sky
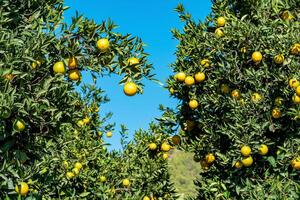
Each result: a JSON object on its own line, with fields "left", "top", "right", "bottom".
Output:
{"left": 64, "top": 0, "right": 212, "bottom": 150}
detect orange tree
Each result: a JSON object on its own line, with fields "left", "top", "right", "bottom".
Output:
{"left": 0, "top": 0, "right": 176, "bottom": 199}
{"left": 167, "top": 0, "right": 300, "bottom": 199}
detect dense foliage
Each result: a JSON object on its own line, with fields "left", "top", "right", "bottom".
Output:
{"left": 167, "top": 0, "right": 300, "bottom": 199}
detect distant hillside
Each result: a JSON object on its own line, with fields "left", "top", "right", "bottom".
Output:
{"left": 168, "top": 149, "right": 202, "bottom": 199}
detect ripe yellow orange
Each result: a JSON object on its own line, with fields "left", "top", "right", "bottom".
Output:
{"left": 15, "top": 182, "right": 29, "bottom": 196}
{"left": 289, "top": 78, "right": 299, "bottom": 89}
{"left": 68, "top": 69, "right": 81, "bottom": 81}
{"left": 195, "top": 72, "right": 205, "bottom": 82}
{"left": 296, "top": 86, "right": 300, "bottom": 96}
{"left": 161, "top": 142, "right": 171, "bottom": 152}
{"left": 169, "top": 88, "right": 175, "bottom": 95}
{"left": 272, "top": 108, "right": 281, "bottom": 119}
{"left": 149, "top": 143, "right": 157, "bottom": 150}
{"left": 234, "top": 161, "right": 243, "bottom": 169}
{"left": 171, "top": 135, "right": 181, "bottom": 145}
{"left": 274, "top": 97, "right": 283, "bottom": 106}
{"left": 100, "top": 176, "right": 107, "bottom": 183}
{"left": 184, "top": 76, "right": 195, "bottom": 86}
{"left": 216, "top": 17, "right": 226, "bottom": 27}
{"left": 14, "top": 119, "right": 26, "bottom": 132}
{"left": 162, "top": 153, "right": 169, "bottom": 160}
{"left": 72, "top": 167, "right": 80, "bottom": 175}
{"left": 96, "top": 38, "right": 110, "bottom": 52}
{"left": 176, "top": 72, "right": 186, "bottom": 82}
{"left": 291, "top": 159, "right": 300, "bottom": 170}
{"left": 241, "top": 156, "right": 253, "bottom": 167}
{"left": 205, "top": 153, "right": 215, "bottom": 164}
{"left": 252, "top": 51, "right": 263, "bottom": 63}
{"left": 215, "top": 28, "right": 224, "bottom": 38}
{"left": 291, "top": 43, "right": 300, "bottom": 55}
{"left": 128, "top": 57, "right": 140, "bottom": 66}
{"left": 231, "top": 89, "right": 241, "bottom": 99}
{"left": 274, "top": 54, "right": 284, "bottom": 64}
{"left": 122, "top": 179, "right": 130, "bottom": 187}
{"left": 66, "top": 172, "right": 75, "bottom": 179}
{"left": 106, "top": 131, "right": 113, "bottom": 138}
{"left": 241, "top": 146, "right": 251, "bottom": 157}
{"left": 77, "top": 120, "right": 85, "bottom": 127}
{"left": 189, "top": 99, "right": 199, "bottom": 110}
{"left": 220, "top": 84, "right": 229, "bottom": 94}
{"left": 292, "top": 95, "right": 300, "bottom": 104}
{"left": 251, "top": 92, "right": 262, "bottom": 103}
{"left": 68, "top": 57, "right": 78, "bottom": 69}
{"left": 143, "top": 196, "right": 151, "bottom": 200}
{"left": 83, "top": 117, "right": 91, "bottom": 124}
{"left": 74, "top": 162, "right": 83, "bottom": 170}
{"left": 124, "top": 82, "right": 138, "bottom": 96}
{"left": 258, "top": 144, "right": 268, "bottom": 156}
{"left": 53, "top": 61, "right": 66, "bottom": 74}
{"left": 200, "top": 59, "right": 210, "bottom": 67}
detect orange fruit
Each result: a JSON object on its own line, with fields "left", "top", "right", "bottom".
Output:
{"left": 128, "top": 57, "right": 140, "bottom": 66}
{"left": 72, "top": 168, "right": 80, "bottom": 175}
{"left": 291, "top": 43, "right": 300, "bottom": 55}
{"left": 241, "top": 146, "right": 251, "bottom": 157}
{"left": 258, "top": 144, "right": 268, "bottom": 156}
{"left": 296, "top": 86, "right": 300, "bottom": 96}
{"left": 15, "top": 182, "right": 29, "bottom": 196}
{"left": 100, "top": 176, "right": 107, "bottom": 183}
{"left": 231, "top": 89, "right": 241, "bottom": 99}
{"left": 162, "top": 153, "right": 169, "bottom": 160}
{"left": 74, "top": 162, "right": 83, "bottom": 170}
{"left": 195, "top": 72, "right": 205, "bottom": 82}
{"left": 106, "top": 131, "right": 113, "bottom": 138}
{"left": 291, "top": 159, "right": 300, "bottom": 170}
{"left": 274, "top": 54, "right": 284, "bottom": 64}
{"left": 215, "top": 28, "right": 224, "bottom": 38}
{"left": 184, "top": 76, "right": 195, "bottom": 86}
{"left": 200, "top": 59, "right": 210, "bottom": 67}
{"left": 176, "top": 72, "right": 186, "bottom": 82}
{"left": 161, "top": 142, "right": 171, "bottom": 152}
{"left": 124, "top": 82, "right": 138, "bottom": 96}
{"left": 292, "top": 95, "right": 300, "bottom": 104}
{"left": 143, "top": 196, "right": 151, "bottom": 200}
{"left": 66, "top": 172, "right": 75, "bottom": 179}
{"left": 289, "top": 78, "right": 299, "bottom": 89}
{"left": 272, "top": 108, "right": 281, "bottom": 119}
{"left": 68, "top": 57, "right": 78, "bottom": 69}
{"left": 122, "top": 179, "right": 130, "bottom": 187}
{"left": 14, "top": 119, "right": 26, "bottom": 132}
{"left": 216, "top": 17, "right": 226, "bottom": 27}
{"left": 96, "top": 38, "right": 110, "bottom": 52}
{"left": 53, "top": 61, "right": 66, "bottom": 74}
{"left": 189, "top": 99, "right": 199, "bottom": 110}
{"left": 252, "top": 51, "right": 263, "bottom": 63}
{"left": 251, "top": 92, "right": 262, "bottom": 103}
{"left": 148, "top": 143, "right": 157, "bottom": 150}
{"left": 205, "top": 153, "right": 215, "bottom": 164}
{"left": 68, "top": 69, "right": 81, "bottom": 81}
{"left": 234, "top": 161, "right": 243, "bottom": 169}
{"left": 241, "top": 156, "right": 253, "bottom": 167}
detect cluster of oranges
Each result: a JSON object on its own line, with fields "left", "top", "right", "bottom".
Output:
{"left": 51, "top": 38, "right": 140, "bottom": 96}
{"left": 64, "top": 161, "right": 83, "bottom": 179}
{"left": 234, "top": 145, "right": 268, "bottom": 168}
{"left": 199, "top": 153, "right": 216, "bottom": 170}
{"left": 289, "top": 78, "right": 300, "bottom": 104}
{"left": 148, "top": 135, "right": 181, "bottom": 160}
{"left": 77, "top": 116, "right": 91, "bottom": 127}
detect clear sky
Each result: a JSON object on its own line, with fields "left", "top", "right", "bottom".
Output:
{"left": 64, "top": 0, "right": 212, "bottom": 150}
